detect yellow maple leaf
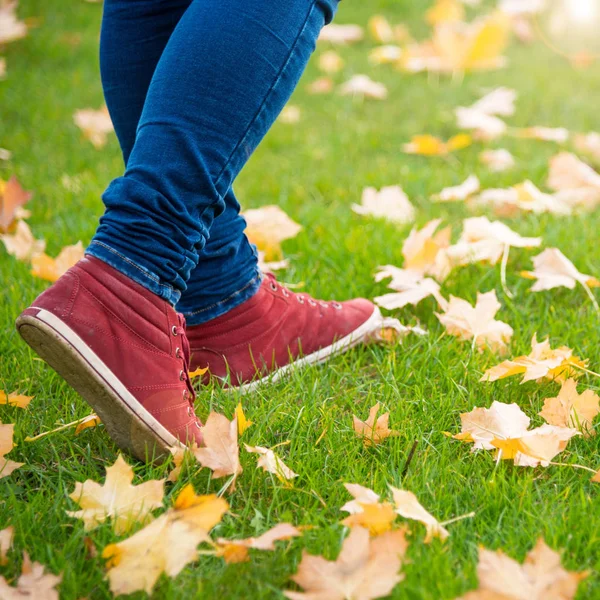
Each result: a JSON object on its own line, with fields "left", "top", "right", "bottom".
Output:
{"left": 368, "top": 15, "right": 395, "bottom": 43}
{"left": 67, "top": 454, "right": 164, "bottom": 534}
{"left": 0, "top": 552, "right": 61, "bottom": 600}
{"left": 243, "top": 205, "right": 301, "bottom": 261}
{"left": 0, "top": 220, "right": 45, "bottom": 261}
{"left": 352, "top": 403, "right": 399, "bottom": 446}
{"left": 74, "top": 413, "right": 101, "bottom": 435}
{"left": 341, "top": 501, "right": 397, "bottom": 536}
{"left": 403, "top": 133, "right": 471, "bottom": 155}
{"left": 0, "top": 391, "right": 33, "bottom": 409}
{"left": 0, "top": 176, "right": 33, "bottom": 233}
{"left": 31, "top": 241, "right": 84, "bottom": 282}
{"left": 0, "top": 526, "right": 13, "bottom": 566}
{"left": 73, "top": 105, "right": 114, "bottom": 148}
{"left": 390, "top": 487, "right": 449, "bottom": 543}
{"left": 235, "top": 402, "right": 253, "bottom": 435}
{"left": 244, "top": 444, "right": 298, "bottom": 482}
{"left": 188, "top": 366, "right": 208, "bottom": 379}
{"left": 0, "top": 420, "right": 23, "bottom": 479}
{"left": 592, "top": 470, "right": 600, "bottom": 483}
{"left": 426, "top": 0, "right": 464, "bottom": 25}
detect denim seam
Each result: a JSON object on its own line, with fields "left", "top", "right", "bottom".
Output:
{"left": 182, "top": 271, "right": 262, "bottom": 316}
{"left": 213, "top": 0, "right": 318, "bottom": 190}
{"left": 89, "top": 240, "right": 174, "bottom": 296}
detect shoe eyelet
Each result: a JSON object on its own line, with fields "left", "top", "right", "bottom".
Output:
{"left": 282, "top": 290, "right": 290, "bottom": 298}
{"left": 179, "top": 370, "right": 185, "bottom": 381}
{"left": 270, "top": 282, "right": 278, "bottom": 292}
{"left": 171, "top": 325, "right": 178, "bottom": 336}
{"left": 187, "top": 407, "right": 193, "bottom": 417}
{"left": 183, "top": 389, "right": 188, "bottom": 399}
{"left": 308, "top": 299, "right": 317, "bottom": 307}
{"left": 195, "top": 420, "right": 202, "bottom": 429}
{"left": 297, "top": 296, "right": 305, "bottom": 304}
{"left": 319, "top": 301, "right": 328, "bottom": 308}
{"left": 175, "top": 347, "right": 181, "bottom": 358}
{"left": 333, "top": 302, "right": 342, "bottom": 310}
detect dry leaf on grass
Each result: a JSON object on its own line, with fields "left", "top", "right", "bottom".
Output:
{"left": 481, "top": 335, "right": 587, "bottom": 384}
{"left": 340, "top": 483, "right": 382, "bottom": 514}
{"left": 0, "top": 175, "right": 32, "bottom": 233}
{"left": 368, "top": 15, "right": 394, "bottom": 43}
{"left": 0, "top": 391, "right": 33, "bottom": 409}
{"left": 456, "top": 538, "right": 588, "bottom": 600}
{"left": 515, "top": 126, "right": 569, "bottom": 143}
{"left": 426, "top": 0, "right": 464, "bottom": 25}
{"left": 374, "top": 266, "right": 447, "bottom": 310}
{"left": 369, "top": 45, "right": 403, "bottom": 65}
{"left": 480, "top": 148, "right": 515, "bottom": 171}
{"left": 193, "top": 412, "right": 242, "bottom": 487}
{"left": 31, "top": 241, "right": 84, "bottom": 282}
{"left": 318, "top": 23, "right": 364, "bottom": 44}
{"left": 318, "top": 50, "right": 344, "bottom": 73}
{"left": 432, "top": 175, "right": 480, "bottom": 202}
{"left": 339, "top": 75, "right": 388, "bottom": 100}
{"left": 102, "top": 485, "right": 228, "bottom": 595}
{"left": 0, "top": 420, "right": 23, "bottom": 479}
{"left": 352, "top": 186, "right": 415, "bottom": 224}
{"left": 235, "top": 402, "right": 252, "bottom": 435}
{"left": 73, "top": 106, "right": 114, "bottom": 148}
{"left": 435, "top": 290, "right": 513, "bottom": 354}
{"left": 363, "top": 314, "right": 428, "bottom": 343}
{"left": 67, "top": 454, "right": 164, "bottom": 535}
{"left": 243, "top": 205, "right": 301, "bottom": 261}
{"left": 390, "top": 487, "right": 449, "bottom": 543}
{"left": 341, "top": 502, "right": 398, "bottom": 536}
{"left": 539, "top": 378, "right": 599, "bottom": 436}
{"left": 306, "top": 77, "right": 334, "bottom": 95}
{"left": 0, "top": 148, "right": 11, "bottom": 161}
{"left": 244, "top": 445, "right": 298, "bottom": 482}
{"left": 574, "top": 132, "right": 600, "bottom": 162}
{"left": 402, "top": 218, "right": 451, "bottom": 278}
{"left": 353, "top": 403, "right": 399, "bottom": 446}
{"left": 0, "top": 553, "right": 61, "bottom": 600}
{"left": 457, "top": 86, "right": 516, "bottom": 140}
{"left": 285, "top": 526, "right": 408, "bottom": 600}
{"left": 592, "top": 470, "right": 600, "bottom": 483}
{"left": 547, "top": 152, "right": 600, "bottom": 211}
{"left": 279, "top": 106, "right": 301, "bottom": 124}
{"left": 0, "top": 2, "right": 28, "bottom": 45}
{"left": 216, "top": 523, "right": 301, "bottom": 564}
{"left": 0, "top": 220, "right": 45, "bottom": 261}
{"left": 403, "top": 133, "right": 471, "bottom": 156}
{"left": 73, "top": 413, "right": 101, "bottom": 435}
{"left": 0, "top": 526, "right": 13, "bottom": 565}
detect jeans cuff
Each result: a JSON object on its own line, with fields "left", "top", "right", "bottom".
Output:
{"left": 86, "top": 241, "right": 181, "bottom": 306}
{"left": 181, "top": 271, "right": 262, "bottom": 326}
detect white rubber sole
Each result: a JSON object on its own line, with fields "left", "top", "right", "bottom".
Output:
{"left": 17, "top": 308, "right": 184, "bottom": 462}
{"left": 231, "top": 306, "right": 383, "bottom": 394}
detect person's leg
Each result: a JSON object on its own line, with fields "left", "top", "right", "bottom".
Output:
{"left": 100, "top": 0, "right": 260, "bottom": 325}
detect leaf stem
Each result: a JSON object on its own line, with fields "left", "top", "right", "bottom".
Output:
{"left": 24, "top": 414, "right": 96, "bottom": 442}
{"left": 549, "top": 461, "right": 597, "bottom": 474}
{"left": 500, "top": 244, "right": 514, "bottom": 299}
{"left": 439, "top": 511, "right": 476, "bottom": 527}
{"left": 579, "top": 280, "right": 600, "bottom": 315}
{"left": 572, "top": 363, "right": 600, "bottom": 379}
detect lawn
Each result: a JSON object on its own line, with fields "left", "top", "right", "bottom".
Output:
{"left": 1, "top": 0, "right": 600, "bottom": 598}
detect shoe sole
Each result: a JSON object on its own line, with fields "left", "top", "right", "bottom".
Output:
{"left": 16, "top": 308, "right": 184, "bottom": 463}
{"left": 233, "top": 306, "right": 383, "bottom": 394}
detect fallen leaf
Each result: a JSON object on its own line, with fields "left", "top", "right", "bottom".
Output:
{"left": 341, "top": 502, "right": 397, "bottom": 536}
{"left": 189, "top": 366, "right": 208, "bottom": 379}
{"left": 458, "top": 216, "right": 541, "bottom": 249}
{"left": 539, "top": 378, "right": 599, "bottom": 436}
{"left": 455, "top": 107, "right": 506, "bottom": 140}
{"left": 318, "top": 24, "right": 364, "bottom": 45}
{"left": 353, "top": 403, "right": 399, "bottom": 446}
{"left": 257, "top": 250, "right": 290, "bottom": 273}
{"left": 592, "top": 470, "right": 600, "bottom": 483}
{"left": 435, "top": 290, "right": 513, "bottom": 354}
{"left": 390, "top": 487, "right": 449, "bottom": 543}
{"left": 73, "top": 106, "right": 114, "bottom": 148}
{"left": 167, "top": 446, "right": 188, "bottom": 483}
{"left": 402, "top": 218, "right": 451, "bottom": 277}
{"left": 318, "top": 50, "right": 344, "bottom": 73}
{"left": 432, "top": 175, "right": 480, "bottom": 202}
{"left": 456, "top": 538, "right": 588, "bottom": 600}
{"left": 216, "top": 523, "right": 301, "bottom": 564}
{"left": 339, "top": 75, "right": 388, "bottom": 99}
{"left": 369, "top": 45, "right": 403, "bottom": 65}
{"left": 103, "top": 484, "right": 228, "bottom": 595}
{"left": 363, "top": 315, "right": 428, "bottom": 343}
{"left": 574, "top": 132, "right": 600, "bottom": 162}
{"left": 0, "top": 175, "right": 33, "bottom": 233}
{"left": 235, "top": 403, "right": 252, "bottom": 435}
{"left": 0, "top": 553, "right": 61, "bottom": 600}
{"left": 67, "top": 454, "right": 164, "bottom": 534}
{"left": 193, "top": 412, "right": 242, "bottom": 486}
{"left": 516, "top": 126, "right": 569, "bottom": 143}
{"left": 426, "top": 0, "right": 464, "bottom": 25}
{"left": 0, "top": 526, "right": 13, "bottom": 565}
{"left": 306, "top": 77, "right": 334, "bottom": 94}
{"left": 285, "top": 526, "right": 408, "bottom": 600}
{"left": 243, "top": 205, "right": 301, "bottom": 261}
{"left": 546, "top": 152, "right": 600, "bottom": 211}
{"left": 469, "top": 87, "right": 517, "bottom": 116}
{"left": 352, "top": 186, "right": 415, "bottom": 224}
{"left": 481, "top": 334, "right": 587, "bottom": 384}
{"left": 74, "top": 413, "right": 101, "bottom": 435}
{"left": 403, "top": 133, "right": 471, "bottom": 155}
{"left": 498, "top": 0, "right": 545, "bottom": 15}
{"left": 374, "top": 266, "right": 447, "bottom": 310}
{"left": 479, "top": 148, "right": 515, "bottom": 171}
{"left": 244, "top": 444, "right": 298, "bottom": 482}
{"left": 279, "top": 105, "right": 301, "bottom": 124}
{"left": 0, "top": 391, "right": 33, "bottom": 409}
{"left": 340, "top": 483, "right": 381, "bottom": 514}
{"left": 0, "top": 420, "right": 23, "bottom": 479}
{"left": 0, "top": 220, "right": 45, "bottom": 261}
{"left": 0, "top": 148, "right": 11, "bottom": 161}
{"left": 368, "top": 15, "right": 394, "bottom": 43}
{"left": 30, "top": 241, "right": 84, "bottom": 282}
{"left": 0, "top": 2, "right": 28, "bottom": 45}
{"left": 521, "top": 248, "right": 600, "bottom": 292}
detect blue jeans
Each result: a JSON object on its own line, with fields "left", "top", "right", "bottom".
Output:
{"left": 87, "top": 0, "right": 339, "bottom": 325}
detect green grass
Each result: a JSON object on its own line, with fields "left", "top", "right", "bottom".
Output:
{"left": 2, "top": 0, "right": 600, "bottom": 598}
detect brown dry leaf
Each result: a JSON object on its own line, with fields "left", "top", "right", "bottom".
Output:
{"left": 402, "top": 218, "right": 451, "bottom": 278}
{"left": 318, "top": 50, "right": 344, "bottom": 73}
{"left": 279, "top": 105, "right": 301, "bottom": 124}
{"left": 426, "top": 0, "right": 464, "bottom": 25}
{"left": 574, "top": 132, "right": 600, "bottom": 162}
{"left": 390, "top": 487, "right": 449, "bottom": 543}
{"left": 362, "top": 314, "right": 428, "bottom": 343}
{"left": 374, "top": 266, "right": 447, "bottom": 310}
{"left": 456, "top": 538, "right": 588, "bottom": 600}
{"left": 353, "top": 403, "right": 399, "bottom": 446}
{"left": 339, "top": 75, "right": 388, "bottom": 100}
{"left": 216, "top": 523, "right": 301, "bottom": 564}
{"left": 67, "top": 454, "right": 164, "bottom": 534}
{"left": 31, "top": 241, "right": 84, "bottom": 282}
{"left": 403, "top": 133, "right": 471, "bottom": 155}
{"left": 435, "top": 290, "right": 513, "bottom": 354}
{"left": 539, "top": 378, "right": 599, "bottom": 436}
{"left": 244, "top": 444, "right": 298, "bottom": 482}
{"left": 244, "top": 205, "right": 301, "bottom": 261}
{"left": 73, "top": 106, "right": 114, "bottom": 148}
{"left": 592, "top": 470, "right": 600, "bottom": 483}
{"left": 0, "top": 2, "right": 28, "bottom": 45}
{"left": 0, "top": 553, "right": 62, "bottom": 600}
{"left": 341, "top": 502, "right": 397, "bottom": 536}
{"left": 368, "top": 15, "right": 394, "bottom": 43}
{"left": 480, "top": 148, "right": 515, "bottom": 172}
{"left": 0, "top": 220, "right": 45, "bottom": 261}
{"left": 318, "top": 24, "right": 364, "bottom": 45}
{"left": 0, "top": 391, "right": 33, "bottom": 409}
{"left": 0, "top": 420, "right": 23, "bottom": 479}
{"left": 74, "top": 413, "right": 101, "bottom": 435}
{"left": 103, "top": 484, "right": 228, "bottom": 595}
{"left": 481, "top": 334, "right": 587, "bottom": 384}
{"left": 433, "top": 175, "right": 480, "bottom": 202}
{"left": 340, "top": 483, "right": 382, "bottom": 514}
{"left": 0, "top": 175, "right": 33, "bottom": 233}
{"left": 515, "top": 126, "right": 569, "bottom": 143}
{"left": 306, "top": 77, "right": 334, "bottom": 95}
{"left": 193, "top": 412, "right": 242, "bottom": 486}
{"left": 521, "top": 248, "right": 600, "bottom": 292}
{"left": 235, "top": 402, "right": 252, "bottom": 435}
{"left": 352, "top": 186, "right": 415, "bottom": 224}
{"left": 0, "top": 526, "right": 13, "bottom": 565}
{"left": 285, "top": 526, "right": 408, "bottom": 600}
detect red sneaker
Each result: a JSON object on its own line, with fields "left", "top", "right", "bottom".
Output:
{"left": 16, "top": 256, "right": 202, "bottom": 462}
{"left": 187, "top": 274, "right": 379, "bottom": 392}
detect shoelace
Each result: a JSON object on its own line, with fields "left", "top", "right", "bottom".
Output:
{"left": 264, "top": 273, "right": 342, "bottom": 310}
{"left": 174, "top": 314, "right": 200, "bottom": 426}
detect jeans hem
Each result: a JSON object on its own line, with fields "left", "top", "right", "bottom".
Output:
{"left": 86, "top": 241, "right": 181, "bottom": 306}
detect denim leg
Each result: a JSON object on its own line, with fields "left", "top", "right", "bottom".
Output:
{"left": 87, "top": 0, "right": 339, "bottom": 307}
